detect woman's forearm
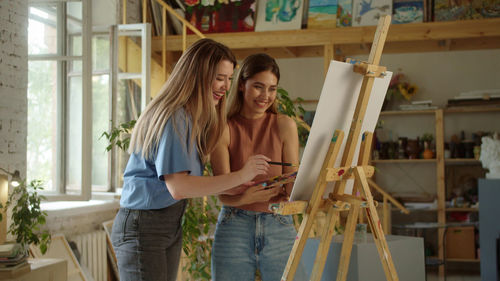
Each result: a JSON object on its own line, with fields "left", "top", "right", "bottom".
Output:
{"left": 165, "top": 171, "right": 245, "bottom": 200}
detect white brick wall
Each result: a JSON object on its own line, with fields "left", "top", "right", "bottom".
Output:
{"left": 0, "top": 0, "right": 28, "bottom": 178}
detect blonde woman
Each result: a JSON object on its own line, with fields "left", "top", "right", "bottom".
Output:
{"left": 210, "top": 53, "right": 306, "bottom": 281}
{"left": 111, "top": 39, "right": 270, "bottom": 281}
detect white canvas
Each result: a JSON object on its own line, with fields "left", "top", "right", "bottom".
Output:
{"left": 290, "top": 60, "right": 392, "bottom": 201}
{"left": 255, "top": 0, "right": 305, "bottom": 31}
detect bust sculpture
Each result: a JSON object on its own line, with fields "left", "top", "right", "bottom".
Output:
{"left": 480, "top": 134, "right": 500, "bottom": 179}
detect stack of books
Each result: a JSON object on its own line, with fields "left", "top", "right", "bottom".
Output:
{"left": 0, "top": 243, "right": 30, "bottom": 277}
{"left": 399, "top": 100, "right": 438, "bottom": 111}
{"left": 447, "top": 89, "right": 500, "bottom": 107}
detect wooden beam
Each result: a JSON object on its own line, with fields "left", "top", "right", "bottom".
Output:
{"left": 282, "top": 47, "right": 300, "bottom": 57}
{"left": 269, "top": 201, "right": 308, "bottom": 215}
{"left": 155, "top": 36, "right": 500, "bottom": 59}
{"left": 435, "top": 109, "right": 446, "bottom": 279}
{"left": 324, "top": 44, "right": 334, "bottom": 77}
{"left": 367, "top": 179, "right": 410, "bottom": 214}
{"left": 119, "top": 37, "right": 166, "bottom": 97}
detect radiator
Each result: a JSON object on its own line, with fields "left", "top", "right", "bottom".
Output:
{"left": 73, "top": 230, "right": 108, "bottom": 281}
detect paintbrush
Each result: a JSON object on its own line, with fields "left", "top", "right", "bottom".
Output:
{"left": 267, "top": 161, "right": 299, "bottom": 167}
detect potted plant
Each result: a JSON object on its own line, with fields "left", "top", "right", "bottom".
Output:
{"left": 421, "top": 133, "right": 434, "bottom": 159}
{"left": 384, "top": 72, "right": 418, "bottom": 111}
{"left": 0, "top": 179, "right": 51, "bottom": 254}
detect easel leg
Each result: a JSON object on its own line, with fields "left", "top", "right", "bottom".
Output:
{"left": 281, "top": 212, "right": 316, "bottom": 281}
{"left": 336, "top": 203, "right": 361, "bottom": 281}
{"left": 355, "top": 167, "right": 399, "bottom": 281}
{"left": 282, "top": 131, "right": 345, "bottom": 281}
{"left": 383, "top": 196, "right": 389, "bottom": 234}
{"left": 310, "top": 208, "right": 340, "bottom": 281}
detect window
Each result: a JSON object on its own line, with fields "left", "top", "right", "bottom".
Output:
{"left": 28, "top": 0, "right": 94, "bottom": 200}
{"left": 28, "top": 1, "right": 151, "bottom": 199}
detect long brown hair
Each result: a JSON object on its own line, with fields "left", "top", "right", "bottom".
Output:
{"left": 128, "top": 38, "right": 236, "bottom": 162}
{"left": 227, "top": 53, "right": 280, "bottom": 119}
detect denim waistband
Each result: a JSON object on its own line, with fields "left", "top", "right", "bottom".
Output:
{"left": 222, "top": 205, "right": 286, "bottom": 217}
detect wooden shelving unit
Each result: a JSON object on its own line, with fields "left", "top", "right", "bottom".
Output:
{"left": 374, "top": 106, "right": 500, "bottom": 270}
{"left": 153, "top": 18, "right": 500, "bottom": 60}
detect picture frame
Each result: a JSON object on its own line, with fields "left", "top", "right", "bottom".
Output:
{"left": 352, "top": 0, "right": 392, "bottom": 26}
{"left": 255, "top": 0, "right": 305, "bottom": 31}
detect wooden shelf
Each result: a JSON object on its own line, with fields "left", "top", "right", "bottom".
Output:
{"left": 152, "top": 18, "right": 500, "bottom": 58}
{"left": 428, "top": 256, "right": 480, "bottom": 262}
{"left": 445, "top": 158, "right": 481, "bottom": 165}
{"left": 380, "top": 105, "right": 500, "bottom": 116}
{"left": 445, "top": 258, "right": 480, "bottom": 263}
{"left": 446, "top": 208, "right": 478, "bottom": 212}
{"left": 444, "top": 105, "right": 500, "bottom": 113}
{"left": 372, "top": 159, "right": 436, "bottom": 163}
{"left": 380, "top": 109, "right": 437, "bottom": 116}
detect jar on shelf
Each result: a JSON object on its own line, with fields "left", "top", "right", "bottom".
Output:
{"left": 406, "top": 139, "right": 420, "bottom": 159}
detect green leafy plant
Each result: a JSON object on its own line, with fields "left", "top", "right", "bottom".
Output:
{"left": 421, "top": 133, "right": 434, "bottom": 143}
{"left": 100, "top": 119, "right": 136, "bottom": 152}
{"left": 181, "top": 196, "right": 220, "bottom": 279}
{"left": 277, "top": 87, "right": 310, "bottom": 147}
{"left": 0, "top": 180, "right": 51, "bottom": 254}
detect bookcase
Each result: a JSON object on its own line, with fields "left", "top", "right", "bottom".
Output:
{"left": 373, "top": 106, "right": 500, "bottom": 273}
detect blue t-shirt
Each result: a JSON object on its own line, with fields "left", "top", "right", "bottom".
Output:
{"left": 120, "top": 109, "right": 204, "bottom": 209}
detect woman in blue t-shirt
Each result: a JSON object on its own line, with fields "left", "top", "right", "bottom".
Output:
{"left": 111, "top": 39, "right": 271, "bottom": 281}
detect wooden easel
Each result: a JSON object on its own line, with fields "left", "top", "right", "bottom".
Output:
{"left": 271, "top": 16, "right": 399, "bottom": 281}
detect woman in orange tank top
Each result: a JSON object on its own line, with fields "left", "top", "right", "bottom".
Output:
{"left": 210, "top": 53, "right": 307, "bottom": 281}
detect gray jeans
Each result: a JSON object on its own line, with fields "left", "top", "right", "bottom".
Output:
{"left": 111, "top": 200, "right": 187, "bottom": 281}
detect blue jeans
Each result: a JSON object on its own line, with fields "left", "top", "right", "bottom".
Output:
{"left": 212, "top": 206, "right": 307, "bottom": 281}
{"left": 111, "top": 200, "right": 187, "bottom": 281}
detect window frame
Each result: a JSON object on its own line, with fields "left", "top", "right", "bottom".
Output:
{"left": 28, "top": 0, "right": 92, "bottom": 201}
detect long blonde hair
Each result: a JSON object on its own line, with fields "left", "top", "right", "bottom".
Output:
{"left": 128, "top": 38, "right": 236, "bottom": 163}
{"left": 227, "top": 53, "right": 280, "bottom": 119}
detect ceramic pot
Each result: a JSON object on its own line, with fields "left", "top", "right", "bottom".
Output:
{"left": 423, "top": 141, "right": 434, "bottom": 159}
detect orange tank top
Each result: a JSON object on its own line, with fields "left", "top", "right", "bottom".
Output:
{"left": 228, "top": 113, "right": 283, "bottom": 212}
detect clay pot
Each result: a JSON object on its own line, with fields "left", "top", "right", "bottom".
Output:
{"left": 423, "top": 142, "right": 434, "bottom": 159}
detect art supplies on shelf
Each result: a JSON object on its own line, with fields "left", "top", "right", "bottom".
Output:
{"left": 447, "top": 89, "right": 500, "bottom": 107}
{"left": 399, "top": 100, "right": 438, "bottom": 110}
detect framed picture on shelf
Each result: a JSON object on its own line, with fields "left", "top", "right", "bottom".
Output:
{"left": 307, "top": 0, "right": 338, "bottom": 28}
{"left": 254, "top": 0, "right": 305, "bottom": 31}
{"left": 184, "top": 0, "right": 256, "bottom": 34}
{"left": 392, "top": 0, "right": 424, "bottom": 24}
{"left": 352, "top": 0, "right": 392, "bottom": 26}
{"left": 336, "top": 0, "right": 353, "bottom": 26}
